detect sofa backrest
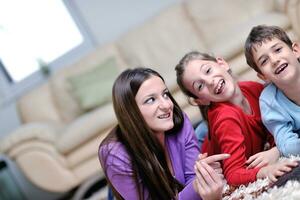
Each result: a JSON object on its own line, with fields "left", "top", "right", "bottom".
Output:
{"left": 49, "top": 44, "right": 127, "bottom": 123}
{"left": 17, "top": 83, "right": 62, "bottom": 123}
{"left": 116, "top": 4, "right": 207, "bottom": 92}
{"left": 186, "top": 0, "right": 292, "bottom": 58}
{"left": 185, "top": 0, "right": 275, "bottom": 48}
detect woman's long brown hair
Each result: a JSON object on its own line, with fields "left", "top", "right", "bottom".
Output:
{"left": 99, "top": 67, "right": 184, "bottom": 199}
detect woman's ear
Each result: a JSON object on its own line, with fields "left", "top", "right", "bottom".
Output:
{"left": 216, "top": 57, "right": 230, "bottom": 71}
{"left": 194, "top": 98, "right": 211, "bottom": 106}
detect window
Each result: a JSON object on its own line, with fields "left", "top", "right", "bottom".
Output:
{"left": 0, "top": 0, "right": 85, "bottom": 83}
{"left": 0, "top": 0, "right": 94, "bottom": 104}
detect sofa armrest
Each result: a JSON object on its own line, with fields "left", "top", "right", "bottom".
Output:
{"left": 0, "top": 122, "right": 62, "bottom": 153}
{"left": 15, "top": 150, "right": 78, "bottom": 192}
{"left": 56, "top": 103, "right": 116, "bottom": 154}
{"left": 286, "top": 0, "right": 300, "bottom": 38}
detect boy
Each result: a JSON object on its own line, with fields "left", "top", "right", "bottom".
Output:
{"left": 244, "top": 25, "right": 300, "bottom": 157}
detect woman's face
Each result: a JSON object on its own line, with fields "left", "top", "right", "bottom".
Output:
{"left": 182, "top": 58, "right": 236, "bottom": 104}
{"left": 135, "top": 75, "right": 174, "bottom": 134}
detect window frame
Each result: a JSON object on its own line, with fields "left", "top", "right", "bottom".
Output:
{"left": 0, "top": 0, "right": 96, "bottom": 105}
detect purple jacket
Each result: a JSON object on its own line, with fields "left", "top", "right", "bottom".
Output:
{"left": 99, "top": 114, "right": 201, "bottom": 199}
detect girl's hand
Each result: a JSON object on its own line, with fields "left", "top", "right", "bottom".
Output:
{"left": 193, "top": 160, "right": 224, "bottom": 200}
{"left": 198, "top": 153, "right": 230, "bottom": 175}
{"left": 256, "top": 160, "right": 298, "bottom": 182}
{"left": 193, "top": 154, "right": 230, "bottom": 200}
{"left": 197, "top": 152, "right": 208, "bottom": 161}
{"left": 246, "top": 147, "right": 280, "bottom": 169}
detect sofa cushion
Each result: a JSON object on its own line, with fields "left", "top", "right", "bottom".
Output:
{"left": 56, "top": 103, "right": 116, "bottom": 154}
{"left": 50, "top": 44, "right": 127, "bottom": 122}
{"left": 0, "top": 122, "right": 62, "bottom": 153}
{"left": 68, "top": 57, "right": 118, "bottom": 111}
{"left": 185, "top": 0, "right": 275, "bottom": 48}
{"left": 18, "top": 83, "right": 62, "bottom": 123}
{"left": 210, "top": 12, "right": 291, "bottom": 59}
{"left": 117, "top": 4, "right": 206, "bottom": 92}
{"left": 66, "top": 129, "right": 109, "bottom": 168}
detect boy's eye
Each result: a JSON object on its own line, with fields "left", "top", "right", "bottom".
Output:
{"left": 260, "top": 58, "right": 268, "bottom": 66}
{"left": 275, "top": 47, "right": 282, "bottom": 53}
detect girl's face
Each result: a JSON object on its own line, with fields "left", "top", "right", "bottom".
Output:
{"left": 135, "top": 75, "right": 174, "bottom": 134}
{"left": 182, "top": 58, "right": 236, "bottom": 104}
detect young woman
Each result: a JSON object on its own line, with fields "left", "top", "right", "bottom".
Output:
{"left": 175, "top": 51, "right": 298, "bottom": 186}
{"left": 99, "top": 67, "right": 229, "bottom": 200}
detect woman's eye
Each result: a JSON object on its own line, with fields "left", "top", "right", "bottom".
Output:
{"left": 163, "top": 92, "right": 170, "bottom": 99}
{"left": 145, "top": 97, "right": 155, "bottom": 104}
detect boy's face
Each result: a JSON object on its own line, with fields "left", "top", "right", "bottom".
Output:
{"left": 251, "top": 38, "right": 300, "bottom": 88}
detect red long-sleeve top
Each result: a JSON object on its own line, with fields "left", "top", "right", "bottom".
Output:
{"left": 207, "top": 81, "right": 274, "bottom": 186}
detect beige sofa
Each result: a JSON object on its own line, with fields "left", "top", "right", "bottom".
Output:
{"left": 0, "top": 0, "right": 299, "bottom": 196}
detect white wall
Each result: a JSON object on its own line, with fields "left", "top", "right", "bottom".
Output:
{"left": 73, "top": 0, "right": 180, "bottom": 45}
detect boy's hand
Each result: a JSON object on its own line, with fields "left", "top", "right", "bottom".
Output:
{"left": 246, "top": 147, "right": 280, "bottom": 169}
{"left": 256, "top": 160, "right": 298, "bottom": 182}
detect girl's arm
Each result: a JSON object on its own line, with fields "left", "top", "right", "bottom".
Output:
{"left": 212, "top": 111, "right": 260, "bottom": 185}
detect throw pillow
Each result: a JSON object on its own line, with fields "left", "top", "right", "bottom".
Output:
{"left": 68, "top": 57, "right": 118, "bottom": 111}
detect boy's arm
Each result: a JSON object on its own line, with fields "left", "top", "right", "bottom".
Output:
{"left": 260, "top": 99, "right": 300, "bottom": 157}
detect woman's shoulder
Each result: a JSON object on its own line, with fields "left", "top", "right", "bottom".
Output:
{"left": 181, "top": 113, "right": 195, "bottom": 134}
{"left": 99, "top": 139, "right": 131, "bottom": 166}
{"left": 168, "top": 113, "right": 194, "bottom": 140}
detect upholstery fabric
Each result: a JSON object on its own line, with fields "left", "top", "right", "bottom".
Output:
{"left": 56, "top": 103, "right": 116, "bottom": 154}
{"left": 68, "top": 57, "right": 118, "bottom": 111}
{"left": 50, "top": 45, "right": 126, "bottom": 122}
{"left": 117, "top": 4, "right": 206, "bottom": 91}
{"left": 18, "top": 83, "right": 62, "bottom": 123}
{"left": 185, "top": 0, "right": 275, "bottom": 48}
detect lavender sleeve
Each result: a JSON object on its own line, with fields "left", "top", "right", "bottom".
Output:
{"left": 174, "top": 114, "right": 202, "bottom": 200}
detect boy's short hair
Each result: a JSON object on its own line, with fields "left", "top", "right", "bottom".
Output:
{"left": 244, "top": 25, "right": 293, "bottom": 74}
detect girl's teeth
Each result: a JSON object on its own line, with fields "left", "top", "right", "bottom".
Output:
{"left": 215, "top": 80, "right": 224, "bottom": 94}
{"left": 158, "top": 113, "right": 170, "bottom": 119}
